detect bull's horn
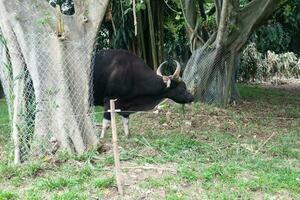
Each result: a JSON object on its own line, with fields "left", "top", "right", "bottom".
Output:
{"left": 156, "top": 61, "right": 167, "bottom": 76}
{"left": 172, "top": 60, "right": 181, "bottom": 80}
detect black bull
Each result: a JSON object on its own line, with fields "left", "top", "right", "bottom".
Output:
{"left": 92, "top": 49, "right": 194, "bottom": 137}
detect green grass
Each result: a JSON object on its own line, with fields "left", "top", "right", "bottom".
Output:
{"left": 93, "top": 177, "right": 115, "bottom": 189}
{"left": 0, "top": 84, "right": 300, "bottom": 199}
{"left": 0, "top": 99, "right": 10, "bottom": 149}
{"left": 52, "top": 190, "right": 87, "bottom": 200}
{"left": 37, "top": 177, "right": 82, "bottom": 191}
{"left": 0, "top": 190, "right": 18, "bottom": 200}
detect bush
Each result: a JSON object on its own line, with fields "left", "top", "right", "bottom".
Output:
{"left": 239, "top": 43, "right": 300, "bottom": 82}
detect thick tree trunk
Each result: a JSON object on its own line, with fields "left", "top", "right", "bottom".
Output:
{"left": 155, "top": 1, "right": 165, "bottom": 64}
{"left": 182, "top": 0, "right": 280, "bottom": 105}
{"left": 0, "top": 0, "right": 109, "bottom": 162}
{"left": 137, "top": 11, "right": 147, "bottom": 63}
{"left": 145, "top": 0, "right": 158, "bottom": 70}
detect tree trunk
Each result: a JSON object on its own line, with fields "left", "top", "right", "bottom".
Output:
{"left": 155, "top": 1, "right": 165, "bottom": 64}
{"left": 0, "top": 0, "right": 109, "bottom": 163}
{"left": 181, "top": 0, "right": 203, "bottom": 51}
{"left": 137, "top": 11, "right": 147, "bottom": 63}
{"left": 182, "top": 0, "right": 280, "bottom": 105}
{"left": 145, "top": 0, "right": 158, "bottom": 70}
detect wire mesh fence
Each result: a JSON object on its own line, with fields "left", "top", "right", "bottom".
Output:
{"left": 0, "top": 28, "right": 101, "bottom": 162}
{"left": 182, "top": 44, "right": 234, "bottom": 104}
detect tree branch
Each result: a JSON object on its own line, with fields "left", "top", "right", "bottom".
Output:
{"left": 216, "top": 0, "right": 230, "bottom": 48}
{"left": 214, "top": 0, "right": 222, "bottom": 24}
{"left": 240, "top": 0, "right": 280, "bottom": 30}
{"left": 207, "top": 6, "right": 216, "bottom": 16}
{"left": 197, "top": 0, "right": 209, "bottom": 41}
{"left": 181, "top": 0, "right": 197, "bottom": 31}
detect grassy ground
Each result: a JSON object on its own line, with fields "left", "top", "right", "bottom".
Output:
{"left": 0, "top": 84, "right": 299, "bottom": 200}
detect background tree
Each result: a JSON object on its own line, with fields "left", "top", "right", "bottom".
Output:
{"left": 181, "top": 0, "right": 282, "bottom": 105}
{"left": 238, "top": 0, "right": 300, "bottom": 82}
{"left": 97, "top": 0, "right": 296, "bottom": 106}
{"left": 0, "top": 0, "right": 109, "bottom": 163}
{"left": 250, "top": 0, "right": 300, "bottom": 55}
{"left": 98, "top": 0, "right": 190, "bottom": 70}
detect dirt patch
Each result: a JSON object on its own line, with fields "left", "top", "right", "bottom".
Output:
{"left": 260, "top": 79, "right": 300, "bottom": 94}
{"left": 102, "top": 162, "right": 177, "bottom": 200}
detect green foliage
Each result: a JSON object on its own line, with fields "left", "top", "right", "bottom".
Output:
{"left": 37, "top": 177, "right": 81, "bottom": 191}
{"left": 164, "top": 0, "right": 189, "bottom": 58}
{"left": 35, "top": 13, "right": 52, "bottom": 26}
{"left": 97, "top": 0, "right": 190, "bottom": 61}
{"left": 250, "top": 23, "right": 291, "bottom": 54}
{"left": 25, "top": 162, "right": 43, "bottom": 177}
{"left": 136, "top": 1, "right": 146, "bottom": 11}
{"left": 53, "top": 190, "right": 87, "bottom": 200}
{"left": 0, "top": 163, "right": 21, "bottom": 181}
{"left": 23, "top": 189, "right": 42, "bottom": 200}
{"left": 201, "top": 3, "right": 217, "bottom": 34}
{"left": 97, "top": 0, "right": 135, "bottom": 50}
{"left": 0, "top": 191, "right": 17, "bottom": 200}
{"left": 164, "top": 10, "right": 188, "bottom": 57}
{"left": 0, "top": 99, "right": 10, "bottom": 148}
{"left": 177, "top": 165, "right": 198, "bottom": 182}
{"left": 164, "top": 193, "right": 186, "bottom": 200}
{"left": 250, "top": 0, "right": 300, "bottom": 54}
{"left": 239, "top": 43, "right": 264, "bottom": 82}
{"left": 141, "top": 176, "right": 175, "bottom": 188}
{"left": 239, "top": 43, "right": 300, "bottom": 82}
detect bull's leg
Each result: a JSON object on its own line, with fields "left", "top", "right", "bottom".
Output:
{"left": 100, "top": 118, "right": 110, "bottom": 138}
{"left": 121, "top": 116, "right": 130, "bottom": 137}
{"left": 100, "top": 111, "right": 111, "bottom": 138}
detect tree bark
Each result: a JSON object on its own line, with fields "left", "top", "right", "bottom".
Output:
{"left": 0, "top": 0, "right": 109, "bottom": 161}
{"left": 137, "top": 11, "right": 147, "bottom": 63}
{"left": 182, "top": 0, "right": 280, "bottom": 105}
{"left": 145, "top": 0, "right": 158, "bottom": 70}
{"left": 181, "top": 0, "right": 205, "bottom": 51}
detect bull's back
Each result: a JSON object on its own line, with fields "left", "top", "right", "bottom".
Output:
{"left": 92, "top": 49, "right": 152, "bottom": 105}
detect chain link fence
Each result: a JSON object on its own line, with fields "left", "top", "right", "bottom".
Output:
{"left": 0, "top": 28, "right": 102, "bottom": 162}
{"left": 0, "top": 24, "right": 237, "bottom": 163}
{"left": 182, "top": 44, "right": 234, "bottom": 104}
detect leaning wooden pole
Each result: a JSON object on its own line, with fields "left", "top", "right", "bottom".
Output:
{"left": 110, "top": 99, "right": 124, "bottom": 195}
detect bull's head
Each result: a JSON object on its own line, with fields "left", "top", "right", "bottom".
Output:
{"left": 157, "top": 60, "right": 194, "bottom": 104}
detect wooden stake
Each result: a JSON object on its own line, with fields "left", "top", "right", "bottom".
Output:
{"left": 55, "top": 5, "right": 64, "bottom": 37}
{"left": 110, "top": 99, "right": 123, "bottom": 195}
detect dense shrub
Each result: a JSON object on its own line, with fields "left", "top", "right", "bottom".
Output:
{"left": 250, "top": 23, "right": 291, "bottom": 54}
{"left": 239, "top": 43, "right": 300, "bottom": 82}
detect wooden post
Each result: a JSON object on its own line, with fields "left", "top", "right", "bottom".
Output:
{"left": 110, "top": 99, "right": 124, "bottom": 195}
{"left": 55, "top": 5, "right": 64, "bottom": 37}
